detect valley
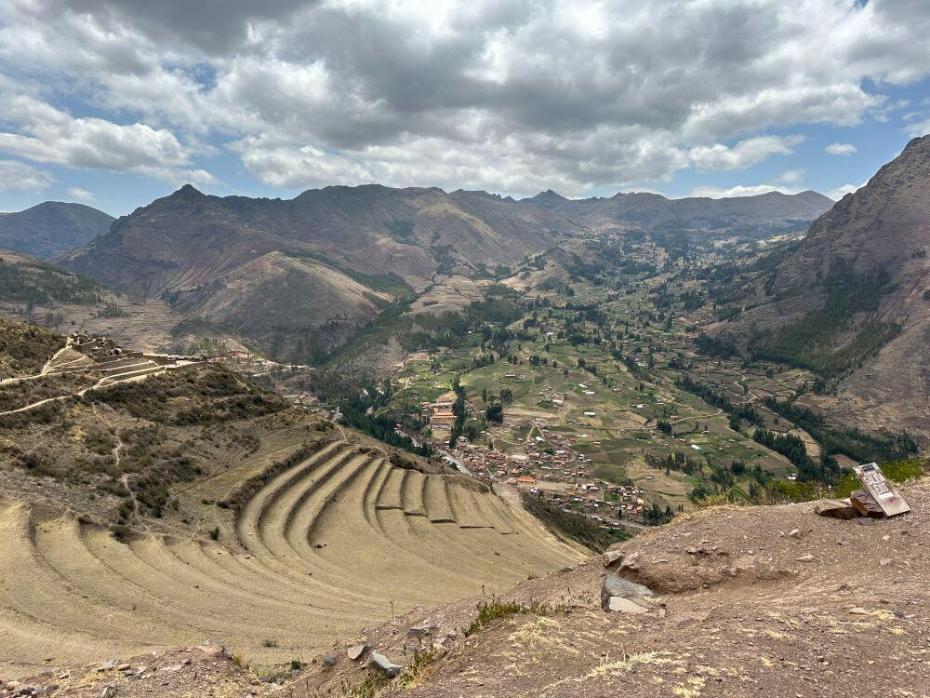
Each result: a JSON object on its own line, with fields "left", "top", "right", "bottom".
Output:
{"left": 0, "top": 146, "right": 927, "bottom": 697}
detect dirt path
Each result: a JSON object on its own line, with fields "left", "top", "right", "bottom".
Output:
{"left": 0, "top": 339, "right": 75, "bottom": 386}
{"left": 0, "top": 364, "right": 178, "bottom": 416}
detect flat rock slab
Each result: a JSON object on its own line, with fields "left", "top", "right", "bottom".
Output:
{"left": 370, "top": 651, "right": 402, "bottom": 678}
{"left": 607, "top": 596, "right": 648, "bottom": 614}
{"left": 347, "top": 644, "right": 368, "bottom": 661}
{"left": 815, "top": 499, "right": 859, "bottom": 519}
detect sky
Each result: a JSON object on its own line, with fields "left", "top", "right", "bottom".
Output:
{"left": 0, "top": 0, "right": 929, "bottom": 216}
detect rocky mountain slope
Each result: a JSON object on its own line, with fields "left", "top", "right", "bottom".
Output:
{"left": 0, "top": 202, "right": 113, "bottom": 259}
{"left": 63, "top": 184, "right": 583, "bottom": 359}
{"left": 723, "top": 135, "right": 930, "bottom": 437}
{"left": 522, "top": 188, "right": 832, "bottom": 237}
{"left": 62, "top": 184, "right": 829, "bottom": 362}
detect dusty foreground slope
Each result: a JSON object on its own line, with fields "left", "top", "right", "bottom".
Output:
{"left": 291, "top": 480, "right": 930, "bottom": 698}
{"left": 6, "top": 482, "right": 929, "bottom": 697}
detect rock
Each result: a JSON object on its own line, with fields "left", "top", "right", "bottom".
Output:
{"left": 603, "top": 549, "right": 623, "bottom": 567}
{"left": 788, "top": 528, "right": 801, "bottom": 539}
{"left": 96, "top": 659, "right": 118, "bottom": 672}
{"left": 99, "top": 686, "right": 117, "bottom": 698}
{"left": 195, "top": 643, "right": 226, "bottom": 658}
{"left": 323, "top": 654, "right": 338, "bottom": 668}
{"left": 607, "top": 596, "right": 648, "bottom": 614}
{"left": 601, "top": 574, "right": 653, "bottom": 612}
{"left": 851, "top": 490, "right": 884, "bottom": 519}
{"left": 849, "top": 607, "right": 869, "bottom": 615}
{"left": 620, "top": 552, "right": 641, "bottom": 571}
{"left": 814, "top": 499, "right": 859, "bottom": 519}
{"left": 407, "top": 619, "right": 438, "bottom": 638}
{"left": 160, "top": 663, "right": 185, "bottom": 673}
{"left": 370, "top": 651, "right": 402, "bottom": 678}
{"left": 796, "top": 554, "right": 815, "bottom": 562}
{"left": 346, "top": 643, "right": 368, "bottom": 661}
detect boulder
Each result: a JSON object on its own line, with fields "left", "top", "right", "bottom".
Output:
{"left": 601, "top": 574, "right": 654, "bottom": 612}
{"left": 603, "top": 549, "right": 623, "bottom": 567}
{"left": 851, "top": 490, "right": 884, "bottom": 519}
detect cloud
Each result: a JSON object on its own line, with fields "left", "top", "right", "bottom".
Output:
{"left": 778, "top": 169, "right": 804, "bottom": 183}
{"left": 825, "top": 142, "right": 857, "bottom": 156}
{"left": 0, "top": 95, "right": 214, "bottom": 184}
{"left": 0, "top": 159, "right": 54, "bottom": 192}
{"left": 67, "top": 187, "right": 95, "bottom": 202}
{"left": 690, "top": 184, "right": 799, "bottom": 199}
{"left": 1, "top": 0, "right": 930, "bottom": 194}
{"left": 689, "top": 135, "right": 803, "bottom": 171}
{"left": 827, "top": 183, "right": 864, "bottom": 200}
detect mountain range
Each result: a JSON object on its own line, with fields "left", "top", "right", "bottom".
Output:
{"left": 56, "top": 185, "right": 829, "bottom": 360}
{"left": 521, "top": 188, "right": 832, "bottom": 236}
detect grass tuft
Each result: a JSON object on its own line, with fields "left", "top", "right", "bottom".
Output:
{"left": 463, "top": 597, "right": 566, "bottom": 637}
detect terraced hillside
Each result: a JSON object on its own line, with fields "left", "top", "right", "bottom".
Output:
{"left": 0, "top": 440, "right": 583, "bottom": 679}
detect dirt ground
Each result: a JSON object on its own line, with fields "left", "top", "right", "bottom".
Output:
{"left": 285, "top": 479, "right": 930, "bottom": 698}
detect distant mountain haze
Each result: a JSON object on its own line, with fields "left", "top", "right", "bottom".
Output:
{"left": 520, "top": 188, "right": 833, "bottom": 236}
{"left": 0, "top": 202, "right": 114, "bottom": 259}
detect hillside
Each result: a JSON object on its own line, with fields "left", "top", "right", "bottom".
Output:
{"left": 0, "top": 321, "right": 583, "bottom": 680}
{"left": 0, "top": 202, "right": 113, "bottom": 259}
{"left": 63, "top": 184, "right": 581, "bottom": 360}
{"left": 62, "top": 184, "right": 830, "bottom": 363}
{"left": 721, "top": 136, "right": 930, "bottom": 437}
{"left": 7, "top": 478, "right": 929, "bottom": 696}
{"left": 296, "top": 479, "right": 930, "bottom": 697}
{"left": 522, "top": 189, "right": 832, "bottom": 237}
{"left": 0, "top": 250, "right": 203, "bottom": 355}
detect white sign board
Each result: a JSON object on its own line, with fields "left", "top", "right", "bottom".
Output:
{"left": 853, "top": 462, "right": 911, "bottom": 517}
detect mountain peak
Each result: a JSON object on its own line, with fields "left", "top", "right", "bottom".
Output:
{"left": 521, "top": 189, "right": 569, "bottom": 207}
{"left": 173, "top": 184, "right": 206, "bottom": 199}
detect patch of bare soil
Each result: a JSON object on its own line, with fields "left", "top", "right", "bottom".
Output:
{"left": 288, "top": 480, "right": 930, "bottom": 698}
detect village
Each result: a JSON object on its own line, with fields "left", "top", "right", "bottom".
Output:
{"left": 424, "top": 391, "right": 649, "bottom": 531}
